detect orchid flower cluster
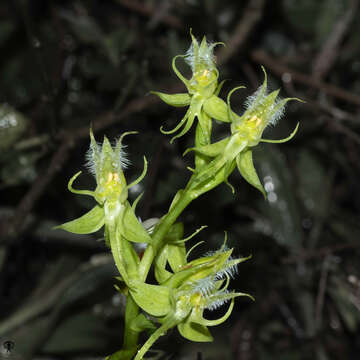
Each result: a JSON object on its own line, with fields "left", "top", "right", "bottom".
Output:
{"left": 56, "top": 32, "right": 300, "bottom": 360}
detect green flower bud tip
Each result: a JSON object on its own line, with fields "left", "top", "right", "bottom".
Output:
{"left": 86, "top": 129, "right": 129, "bottom": 202}
{"left": 84, "top": 129, "right": 149, "bottom": 205}
{"left": 184, "top": 31, "right": 221, "bottom": 90}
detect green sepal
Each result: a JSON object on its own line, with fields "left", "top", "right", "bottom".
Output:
{"left": 203, "top": 93, "right": 242, "bottom": 123}
{"left": 115, "top": 220, "right": 140, "bottom": 280}
{"left": 129, "top": 280, "right": 171, "bottom": 317}
{"left": 160, "top": 107, "right": 191, "bottom": 135}
{"left": 168, "top": 242, "right": 187, "bottom": 274}
{"left": 172, "top": 54, "right": 190, "bottom": 89}
{"left": 150, "top": 91, "right": 191, "bottom": 107}
{"left": 154, "top": 244, "right": 173, "bottom": 284}
{"left": 131, "top": 192, "right": 143, "bottom": 212}
{"left": 236, "top": 149, "right": 266, "bottom": 198}
{"left": 54, "top": 205, "right": 104, "bottom": 234}
{"left": 226, "top": 86, "right": 246, "bottom": 123}
{"left": 165, "top": 223, "right": 187, "bottom": 273}
{"left": 260, "top": 122, "right": 300, "bottom": 143}
{"left": 201, "top": 294, "right": 254, "bottom": 327}
{"left": 121, "top": 202, "right": 152, "bottom": 243}
{"left": 68, "top": 171, "right": 96, "bottom": 198}
{"left": 126, "top": 156, "right": 148, "bottom": 192}
{"left": 130, "top": 313, "right": 157, "bottom": 333}
{"left": 196, "top": 297, "right": 236, "bottom": 327}
{"left": 178, "top": 320, "right": 213, "bottom": 342}
{"left": 154, "top": 223, "right": 186, "bottom": 283}
{"left": 215, "top": 79, "right": 227, "bottom": 96}
{"left": 184, "top": 137, "right": 229, "bottom": 157}
{"left": 169, "top": 103, "right": 198, "bottom": 143}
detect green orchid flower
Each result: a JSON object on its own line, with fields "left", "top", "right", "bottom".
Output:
{"left": 127, "top": 240, "right": 253, "bottom": 360}
{"left": 55, "top": 129, "right": 150, "bottom": 282}
{"left": 151, "top": 32, "right": 231, "bottom": 144}
{"left": 186, "top": 67, "right": 301, "bottom": 197}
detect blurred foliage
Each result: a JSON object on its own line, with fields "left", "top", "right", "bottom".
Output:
{"left": 1, "top": 0, "right": 360, "bottom": 359}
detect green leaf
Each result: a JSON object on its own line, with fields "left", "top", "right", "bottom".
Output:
{"left": 121, "top": 202, "right": 152, "bottom": 243}
{"left": 129, "top": 281, "right": 171, "bottom": 317}
{"left": 130, "top": 313, "right": 157, "bottom": 333}
{"left": 150, "top": 91, "right": 191, "bottom": 107}
{"left": 54, "top": 205, "right": 105, "bottom": 234}
{"left": 155, "top": 223, "right": 186, "bottom": 283}
{"left": 113, "top": 221, "right": 140, "bottom": 280}
{"left": 236, "top": 149, "right": 266, "bottom": 198}
{"left": 178, "top": 320, "right": 213, "bottom": 342}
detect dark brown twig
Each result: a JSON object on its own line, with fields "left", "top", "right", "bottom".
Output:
{"left": 9, "top": 141, "right": 72, "bottom": 236}
{"left": 282, "top": 241, "right": 360, "bottom": 264}
{"left": 216, "top": 0, "right": 266, "bottom": 65}
{"left": 312, "top": 0, "right": 359, "bottom": 80}
{"left": 279, "top": 67, "right": 360, "bottom": 145}
{"left": 315, "top": 254, "right": 331, "bottom": 331}
{"left": 327, "top": 119, "right": 360, "bottom": 146}
{"left": 115, "top": 0, "right": 182, "bottom": 29}
{"left": 251, "top": 49, "right": 360, "bottom": 107}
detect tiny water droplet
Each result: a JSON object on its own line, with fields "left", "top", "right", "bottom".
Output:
{"left": 32, "top": 38, "right": 41, "bottom": 48}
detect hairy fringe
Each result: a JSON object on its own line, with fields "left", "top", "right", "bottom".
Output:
{"left": 191, "top": 276, "right": 216, "bottom": 297}
{"left": 184, "top": 40, "right": 215, "bottom": 71}
{"left": 205, "top": 290, "right": 231, "bottom": 311}
{"left": 85, "top": 138, "right": 130, "bottom": 177}
{"left": 214, "top": 259, "right": 238, "bottom": 280}
{"left": 85, "top": 141, "right": 101, "bottom": 177}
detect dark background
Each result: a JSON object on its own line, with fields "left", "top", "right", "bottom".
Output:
{"left": 1, "top": 0, "right": 360, "bottom": 359}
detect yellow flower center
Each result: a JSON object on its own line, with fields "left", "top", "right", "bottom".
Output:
{"left": 195, "top": 69, "right": 213, "bottom": 86}
{"left": 106, "top": 172, "right": 119, "bottom": 184}
{"left": 190, "top": 293, "right": 203, "bottom": 308}
{"left": 247, "top": 115, "right": 262, "bottom": 127}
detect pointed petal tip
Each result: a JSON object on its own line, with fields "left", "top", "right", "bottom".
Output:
{"left": 260, "top": 122, "right": 300, "bottom": 144}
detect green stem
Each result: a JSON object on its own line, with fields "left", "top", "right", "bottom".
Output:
{"left": 123, "top": 294, "right": 140, "bottom": 350}
{"left": 139, "top": 156, "right": 233, "bottom": 282}
{"left": 134, "top": 317, "right": 178, "bottom": 360}
{"left": 138, "top": 118, "right": 216, "bottom": 282}
{"left": 139, "top": 190, "right": 193, "bottom": 281}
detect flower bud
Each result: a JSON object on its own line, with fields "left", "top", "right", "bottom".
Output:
{"left": 86, "top": 129, "right": 131, "bottom": 204}
{"left": 184, "top": 32, "right": 220, "bottom": 96}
